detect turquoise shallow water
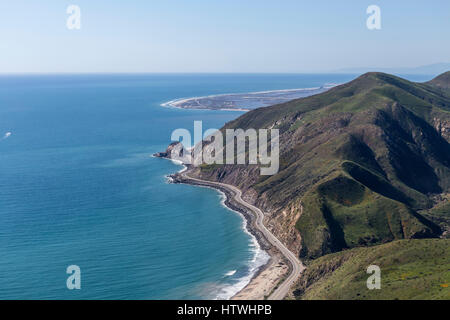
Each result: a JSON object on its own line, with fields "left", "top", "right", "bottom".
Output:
{"left": 0, "top": 73, "right": 430, "bottom": 299}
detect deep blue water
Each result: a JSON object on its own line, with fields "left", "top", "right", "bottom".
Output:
{"left": 0, "top": 73, "right": 432, "bottom": 299}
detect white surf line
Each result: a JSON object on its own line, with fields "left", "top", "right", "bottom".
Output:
{"left": 160, "top": 85, "right": 336, "bottom": 109}
{"left": 180, "top": 171, "right": 306, "bottom": 300}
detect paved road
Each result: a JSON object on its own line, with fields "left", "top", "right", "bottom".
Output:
{"left": 181, "top": 171, "right": 305, "bottom": 300}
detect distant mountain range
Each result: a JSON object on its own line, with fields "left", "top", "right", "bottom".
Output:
{"left": 334, "top": 63, "right": 450, "bottom": 76}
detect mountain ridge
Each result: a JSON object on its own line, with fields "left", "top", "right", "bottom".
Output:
{"left": 334, "top": 62, "right": 450, "bottom": 76}
{"left": 292, "top": 239, "right": 449, "bottom": 299}
{"left": 185, "top": 71, "right": 450, "bottom": 259}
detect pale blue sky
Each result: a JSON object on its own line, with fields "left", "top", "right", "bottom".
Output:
{"left": 0, "top": 0, "right": 449, "bottom": 73}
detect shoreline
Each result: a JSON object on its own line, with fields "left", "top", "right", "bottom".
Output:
{"left": 167, "top": 166, "right": 299, "bottom": 300}
{"left": 157, "top": 156, "right": 277, "bottom": 299}
{"left": 161, "top": 85, "right": 336, "bottom": 111}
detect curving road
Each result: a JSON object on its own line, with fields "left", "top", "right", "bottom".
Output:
{"left": 180, "top": 171, "right": 305, "bottom": 300}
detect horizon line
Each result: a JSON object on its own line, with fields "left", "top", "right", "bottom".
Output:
{"left": 0, "top": 71, "right": 442, "bottom": 76}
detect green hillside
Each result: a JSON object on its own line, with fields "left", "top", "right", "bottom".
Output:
{"left": 192, "top": 72, "right": 450, "bottom": 259}
{"left": 292, "top": 239, "right": 450, "bottom": 300}
{"left": 421, "top": 193, "right": 450, "bottom": 238}
{"left": 426, "top": 71, "right": 450, "bottom": 91}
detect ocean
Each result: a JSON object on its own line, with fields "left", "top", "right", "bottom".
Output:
{"left": 0, "top": 73, "right": 431, "bottom": 299}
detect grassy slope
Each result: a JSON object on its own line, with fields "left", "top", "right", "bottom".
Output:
{"left": 197, "top": 72, "right": 450, "bottom": 258}
{"left": 293, "top": 239, "right": 450, "bottom": 300}
{"left": 194, "top": 72, "right": 450, "bottom": 300}
{"left": 297, "top": 174, "right": 438, "bottom": 259}
{"left": 224, "top": 72, "right": 450, "bottom": 131}
{"left": 421, "top": 195, "right": 450, "bottom": 237}
{"left": 426, "top": 71, "right": 450, "bottom": 91}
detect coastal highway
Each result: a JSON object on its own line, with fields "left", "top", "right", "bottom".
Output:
{"left": 180, "top": 171, "right": 305, "bottom": 300}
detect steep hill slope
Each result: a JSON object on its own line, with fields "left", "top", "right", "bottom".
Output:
{"left": 426, "top": 71, "right": 450, "bottom": 91}
{"left": 292, "top": 239, "right": 449, "bottom": 300}
{"left": 188, "top": 72, "right": 450, "bottom": 259}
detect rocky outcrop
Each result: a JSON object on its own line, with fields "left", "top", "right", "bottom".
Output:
{"left": 153, "top": 142, "right": 185, "bottom": 159}
{"left": 433, "top": 117, "right": 450, "bottom": 143}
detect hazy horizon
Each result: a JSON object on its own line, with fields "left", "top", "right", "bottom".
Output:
{"left": 0, "top": 71, "right": 446, "bottom": 77}
{"left": 1, "top": 1, "right": 449, "bottom": 73}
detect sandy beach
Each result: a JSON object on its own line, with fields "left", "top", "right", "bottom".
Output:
{"left": 161, "top": 86, "right": 335, "bottom": 111}
{"left": 232, "top": 253, "right": 289, "bottom": 300}
{"left": 167, "top": 166, "right": 305, "bottom": 300}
